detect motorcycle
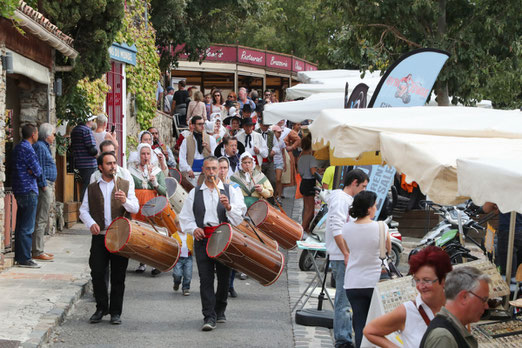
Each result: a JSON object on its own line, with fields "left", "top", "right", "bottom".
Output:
{"left": 409, "top": 201, "right": 493, "bottom": 264}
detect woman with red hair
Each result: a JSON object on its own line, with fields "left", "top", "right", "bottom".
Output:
{"left": 363, "top": 246, "right": 452, "bottom": 348}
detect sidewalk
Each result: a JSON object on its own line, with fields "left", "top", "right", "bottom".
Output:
{"left": 0, "top": 225, "right": 91, "bottom": 348}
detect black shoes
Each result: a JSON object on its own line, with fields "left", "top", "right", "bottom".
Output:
{"left": 173, "top": 282, "right": 180, "bottom": 291}
{"left": 201, "top": 318, "right": 216, "bottom": 331}
{"left": 151, "top": 268, "right": 161, "bottom": 276}
{"left": 110, "top": 314, "right": 122, "bottom": 325}
{"left": 89, "top": 309, "right": 108, "bottom": 323}
{"left": 216, "top": 314, "right": 226, "bottom": 323}
{"left": 229, "top": 288, "right": 238, "bottom": 298}
{"left": 16, "top": 260, "right": 41, "bottom": 268}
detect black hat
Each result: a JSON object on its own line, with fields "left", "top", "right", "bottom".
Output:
{"left": 223, "top": 115, "right": 241, "bottom": 126}
{"left": 225, "top": 100, "right": 235, "bottom": 108}
{"left": 242, "top": 117, "right": 255, "bottom": 127}
{"left": 242, "top": 104, "right": 253, "bottom": 113}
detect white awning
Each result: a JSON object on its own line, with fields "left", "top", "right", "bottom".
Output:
{"left": 8, "top": 49, "right": 50, "bottom": 85}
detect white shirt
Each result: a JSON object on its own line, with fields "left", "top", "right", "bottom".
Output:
{"left": 325, "top": 189, "right": 353, "bottom": 261}
{"left": 89, "top": 165, "right": 135, "bottom": 194}
{"left": 178, "top": 232, "right": 190, "bottom": 258}
{"left": 281, "top": 126, "right": 291, "bottom": 140}
{"left": 178, "top": 134, "right": 217, "bottom": 172}
{"left": 236, "top": 130, "right": 268, "bottom": 165}
{"left": 272, "top": 135, "right": 286, "bottom": 163}
{"left": 179, "top": 180, "right": 246, "bottom": 235}
{"left": 79, "top": 177, "right": 140, "bottom": 234}
{"left": 401, "top": 293, "right": 435, "bottom": 348}
{"left": 343, "top": 220, "right": 387, "bottom": 289}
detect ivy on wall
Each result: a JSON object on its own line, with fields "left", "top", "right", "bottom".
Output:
{"left": 115, "top": 0, "right": 161, "bottom": 130}
{"left": 77, "top": 77, "right": 110, "bottom": 116}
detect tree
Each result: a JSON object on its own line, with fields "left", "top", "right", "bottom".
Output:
{"left": 327, "top": 0, "right": 521, "bottom": 108}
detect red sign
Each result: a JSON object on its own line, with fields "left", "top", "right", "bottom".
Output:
{"left": 305, "top": 63, "right": 318, "bottom": 71}
{"left": 266, "top": 53, "right": 291, "bottom": 71}
{"left": 293, "top": 58, "right": 305, "bottom": 72}
{"left": 203, "top": 46, "right": 236, "bottom": 62}
{"left": 238, "top": 48, "right": 265, "bottom": 66}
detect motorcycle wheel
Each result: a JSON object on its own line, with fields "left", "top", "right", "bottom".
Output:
{"left": 390, "top": 245, "right": 402, "bottom": 267}
{"left": 298, "top": 250, "right": 326, "bottom": 271}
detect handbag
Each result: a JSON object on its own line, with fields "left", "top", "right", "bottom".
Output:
{"left": 378, "top": 221, "right": 402, "bottom": 279}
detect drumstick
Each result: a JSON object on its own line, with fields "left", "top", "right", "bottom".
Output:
{"left": 273, "top": 198, "right": 288, "bottom": 216}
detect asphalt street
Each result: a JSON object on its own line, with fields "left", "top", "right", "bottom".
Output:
{"left": 46, "top": 258, "right": 294, "bottom": 348}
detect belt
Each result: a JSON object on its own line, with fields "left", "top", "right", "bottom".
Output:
{"left": 203, "top": 226, "right": 219, "bottom": 239}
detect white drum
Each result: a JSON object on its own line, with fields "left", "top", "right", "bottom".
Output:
{"left": 165, "top": 177, "right": 188, "bottom": 214}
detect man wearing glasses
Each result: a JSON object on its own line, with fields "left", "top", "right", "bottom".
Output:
{"left": 420, "top": 267, "right": 490, "bottom": 348}
{"left": 263, "top": 90, "right": 272, "bottom": 104}
{"left": 179, "top": 116, "right": 217, "bottom": 186}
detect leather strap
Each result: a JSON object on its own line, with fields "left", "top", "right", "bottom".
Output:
{"left": 413, "top": 300, "right": 431, "bottom": 326}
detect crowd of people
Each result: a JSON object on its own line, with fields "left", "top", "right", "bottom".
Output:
{"left": 9, "top": 84, "right": 497, "bottom": 343}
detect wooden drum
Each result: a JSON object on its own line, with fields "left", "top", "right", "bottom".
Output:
{"left": 236, "top": 220, "right": 279, "bottom": 251}
{"left": 141, "top": 196, "right": 179, "bottom": 236}
{"left": 248, "top": 200, "right": 303, "bottom": 249}
{"left": 170, "top": 168, "right": 194, "bottom": 193}
{"left": 165, "top": 177, "right": 188, "bottom": 214}
{"left": 206, "top": 223, "right": 285, "bottom": 286}
{"left": 105, "top": 217, "right": 180, "bottom": 272}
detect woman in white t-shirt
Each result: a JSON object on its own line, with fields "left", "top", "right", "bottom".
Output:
{"left": 363, "top": 246, "right": 452, "bottom": 348}
{"left": 342, "top": 191, "right": 390, "bottom": 348}
{"left": 271, "top": 125, "right": 286, "bottom": 204}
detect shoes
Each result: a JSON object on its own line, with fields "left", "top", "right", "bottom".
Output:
{"left": 89, "top": 309, "right": 108, "bottom": 323}
{"left": 151, "top": 268, "right": 161, "bottom": 276}
{"left": 173, "top": 283, "right": 180, "bottom": 291}
{"left": 46, "top": 252, "right": 54, "bottom": 257}
{"left": 110, "top": 314, "right": 122, "bottom": 325}
{"left": 182, "top": 289, "right": 190, "bottom": 296}
{"left": 217, "top": 314, "right": 226, "bottom": 323}
{"left": 135, "top": 264, "right": 146, "bottom": 273}
{"left": 16, "top": 260, "right": 41, "bottom": 268}
{"left": 33, "top": 253, "right": 54, "bottom": 262}
{"left": 201, "top": 318, "right": 216, "bottom": 331}
{"left": 229, "top": 288, "right": 238, "bottom": 298}
{"left": 240, "top": 273, "right": 248, "bottom": 280}
{"left": 336, "top": 343, "right": 355, "bottom": 348}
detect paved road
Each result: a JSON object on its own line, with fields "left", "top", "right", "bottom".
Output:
{"left": 46, "top": 258, "right": 294, "bottom": 348}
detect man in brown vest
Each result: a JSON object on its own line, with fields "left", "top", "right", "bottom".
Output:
{"left": 179, "top": 116, "right": 217, "bottom": 186}
{"left": 79, "top": 152, "right": 139, "bottom": 325}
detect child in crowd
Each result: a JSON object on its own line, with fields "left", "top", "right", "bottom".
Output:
{"left": 172, "top": 230, "right": 194, "bottom": 296}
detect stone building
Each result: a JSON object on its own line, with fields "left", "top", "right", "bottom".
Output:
{"left": 0, "top": 2, "right": 78, "bottom": 268}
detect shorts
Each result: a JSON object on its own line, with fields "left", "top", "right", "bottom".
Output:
{"left": 300, "top": 178, "right": 316, "bottom": 197}
{"left": 274, "top": 160, "right": 284, "bottom": 170}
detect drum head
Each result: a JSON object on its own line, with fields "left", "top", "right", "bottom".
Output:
{"left": 141, "top": 196, "right": 168, "bottom": 217}
{"left": 165, "top": 177, "right": 179, "bottom": 199}
{"left": 248, "top": 200, "right": 269, "bottom": 226}
{"left": 105, "top": 218, "right": 131, "bottom": 252}
{"left": 207, "top": 224, "right": 232, "bottom": 258}
{"left": 170, "top": 168, "right": 182, "bottom": 183}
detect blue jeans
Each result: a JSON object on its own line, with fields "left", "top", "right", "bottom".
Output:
{"left": 172, "top": 256, "right": 193, "bottom": 290}
{"left": 14, "top": 191, "right": 39, "bottom": 263}
{"left": 331, "top": 260, "right": 353, "bottom": 346}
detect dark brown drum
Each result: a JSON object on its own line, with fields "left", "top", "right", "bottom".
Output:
{"left": 142, "top": 196, "right": 179, "bottom": 236}
{"left": 206, "top": 223, "right": 285, "bottom": 286}
{"left": 165, "top": 177, "right": 188, "bottom": 214}
{"left": 170, "top": 168, "right": 194, "bottom": 193}
{"left": 105, "top": 217, "right": 180, "bottom": 272}
{"left": 236, "top": 220, "right": 279, "bottom": 251}
{"left": 247, "top": 200, "right": 304, "bottom": 249}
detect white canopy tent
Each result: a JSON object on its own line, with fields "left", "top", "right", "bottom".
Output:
{"left": 286, "top": 75, "right": 381, "bottom": 100}
{"left": 309, "top": 106, "right": 522, "bottom": 159}
{"left": 296, "top": 69, "right": 381, "bottom": 84}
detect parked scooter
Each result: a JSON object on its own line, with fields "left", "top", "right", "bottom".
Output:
{"left": 409, "top": 201, "right": 493, "bottom": 264}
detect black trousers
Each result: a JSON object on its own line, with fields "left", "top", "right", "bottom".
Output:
{"left": 194, "top": 239, "right": 231, "bottom": 320}
{"left": 78, "top": 167, "right": 97, "bottom": 201}
{"left": 89, "top": 235, "right": 129, "bottom": 315}
{"left": 346, "top": 288, "right": 374, "bottom": 348}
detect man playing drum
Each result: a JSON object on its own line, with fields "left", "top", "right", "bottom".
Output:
{"left": 179, "top": 156, "right": 247, "bottom": 331}
{"left": 79, "top": 152, "right": 139, "bottom": 325}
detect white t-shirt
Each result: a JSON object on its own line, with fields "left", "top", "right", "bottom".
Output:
{"left": 272, "top": 136, "right": 286, "bottom": 163}
{"left": 343, "top": 220, "right": 387, "bottom": 289}
{"left": 401, "top": 293, "right": 435, "bottom": 348}
{"left": 178, "top": 232, "right": 190, "bottom": 258}
{"left": 325, "top": 189, "right": 353, "bottom": 261}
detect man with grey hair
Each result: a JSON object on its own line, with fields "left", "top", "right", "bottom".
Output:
{"left": 93, "top": 113, "right": 118, "bottom": 155}
{"left": 238, "top": 87, "right": 255, "bottom": 113}
{"left": 32, "top": 123, "right": 57, "bottom": 261}
{"left": 420, "top": 266, "right": 490, "bottom": 348}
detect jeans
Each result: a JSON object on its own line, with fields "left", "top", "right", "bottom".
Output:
{"left": 78, "top": 167, "right": 97, "bottom": 201}
{"left": 331, "top": 260, "right": 353, "bottom": 346}
{"left": 14, "top": 191, "right": 39, "bottom": 263}
{"left": 172, "top": 256, "right": 193, "bottom": 290}
{"left": 33, "top": 182, "right": 54, "bottom": 256}
{"left": 89, "top": 235, "right": 129, "bottom": 315}
{"left": 194, "top": 239, "right": 231, "bottom": 320}
{"left": 346, "top": 288, "right": 374, "bottom": 348}
{"left": 229, "top": 269, "right": 236, "bottom": 289}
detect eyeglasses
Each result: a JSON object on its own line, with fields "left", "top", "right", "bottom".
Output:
{"left": 214, "top": 94, "right": 220, "bottom": 97}
{"left": 265, "top": 93, "right": 271, "bottom": 96}
{"left": 227, "top": 96, "right": 233, "bottom": 99}
{"left": 411, "top": 278, "right": 439, "bottom": 286}
{"left": 469, "top": 291, "right": 489, "bottom": 303}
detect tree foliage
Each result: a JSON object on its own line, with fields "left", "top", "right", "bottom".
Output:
{"left": 327, "top": 0, "right": 521, "bottom": 108}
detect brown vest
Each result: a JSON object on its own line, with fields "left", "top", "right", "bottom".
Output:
{"left": 186, "top": 132, "right": 211, "bottom": 167}
{"left": 87, "top": 177, "right": 131, "bottom": 230}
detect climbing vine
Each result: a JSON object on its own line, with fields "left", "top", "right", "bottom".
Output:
{"left": 115, "top": 0, "right": 160, "bottom": 130}
{"left": 77, "top": 77, "right": 110, "bottom": 115}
